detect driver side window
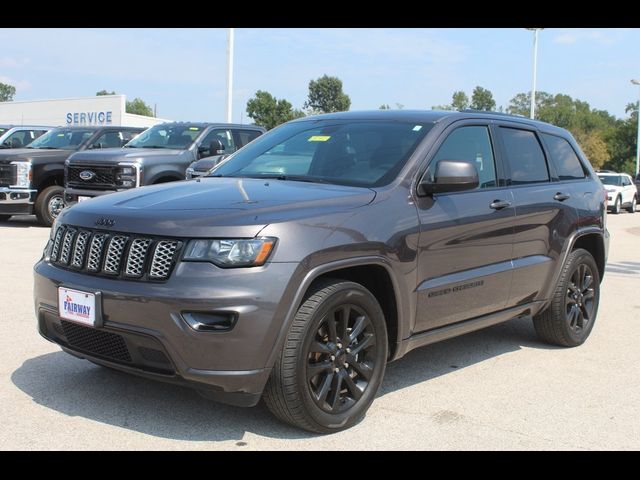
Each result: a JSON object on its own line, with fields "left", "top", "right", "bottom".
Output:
{"left": 426, "top": 126, "right": 497, "bottom": 189}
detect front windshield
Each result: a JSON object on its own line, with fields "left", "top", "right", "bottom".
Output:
{"left": 598, "top": 175, "right": 621, "bottom": 186}
{"left": 210, "top": 120, "right": 433, "bottom": 188}
{"left": 27, "top": 128, "right": 94, "bottom": 150}
{"left": 125, "top": 124, "right": 205, "bottom": 149}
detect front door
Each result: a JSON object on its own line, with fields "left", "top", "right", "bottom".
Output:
{"left": 414, "top": 123, "right": 515, "bottom": 333}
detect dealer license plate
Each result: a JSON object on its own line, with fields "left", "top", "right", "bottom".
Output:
{"left": 58, "top": 287, "right": 96, "bottom": 327}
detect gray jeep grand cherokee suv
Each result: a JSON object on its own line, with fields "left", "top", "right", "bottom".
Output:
{"left": 34, "top": 110, "right": 609, "bottom": 433}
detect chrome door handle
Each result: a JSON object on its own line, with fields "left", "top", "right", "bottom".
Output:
{"left": 554, "top": 192, "right": 571, "bottom": 201}
{"left": 490, "top": 200, "right": 512, "bottom": 210}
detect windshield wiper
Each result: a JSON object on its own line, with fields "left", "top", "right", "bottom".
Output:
{"left": 33, "top": 146, "right": 58, "bottom": 150}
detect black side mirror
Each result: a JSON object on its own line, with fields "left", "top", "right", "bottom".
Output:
{"left": 197, "top": 139, "right": 225, "bottom": 158}
{"left": 90, "top": 143, "right": 103, "bottom": 149}
{"left": 417, "top": 160, "right": 479, "bottom": 196}
{"left": 210, "top": 139, "right": 225, "bottom": 156}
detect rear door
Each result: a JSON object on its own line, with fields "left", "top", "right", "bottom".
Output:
{"left": 414, "top": 120, "right": 515, "bottom": 332}
{"left": 495, "top": 123, "right": 579, "bottom": 307}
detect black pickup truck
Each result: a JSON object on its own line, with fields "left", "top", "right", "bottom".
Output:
{"left": 0, "top": 125, "right": 144, "bottom": 226}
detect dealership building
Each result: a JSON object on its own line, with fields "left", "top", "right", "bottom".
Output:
{"left": 0, "top": 94, "right": 168, "bottom": 128}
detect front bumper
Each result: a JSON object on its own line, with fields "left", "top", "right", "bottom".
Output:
{"left": 0, "top": 186, "right": 36, "bottom": 215}
{"left": 64, "top": 187, "right": 123, "bottom": 207}
{"left": 34, "top": 258, "right": 299, "bottom": 406}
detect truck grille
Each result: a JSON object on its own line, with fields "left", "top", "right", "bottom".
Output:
{"left": 67, "top": 165, "right": 116, "bottom": 188}
{"left": 0, "top": 164, "right": 16, "bottom": 187}
{"left": 50, "top": 225, "right": 181, "bottom": 281}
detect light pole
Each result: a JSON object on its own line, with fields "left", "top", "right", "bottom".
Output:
{"left": 225, "top": 28, "right": 235, "bottom": 123}
{"left": 527, "top": 28, "right": 543, "bottom": 119}
{"left": 632, "top": 79, "right": 640, "bottom": 176}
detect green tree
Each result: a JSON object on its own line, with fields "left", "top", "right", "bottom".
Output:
{"left": 126, "top": 98, "right": 154, "bottom": 117}
{"left": 379, "top": 104, "right": 391, "bottom": 110}
{"left": 451, "top": 91, "right": 469, "bottom": 111}
{"left": 603, "top": 102, "right": 637, "bottom": 174}
{"left": 574, "top": 130, "right": 610, "bottom": 170}
{"left": 470, "top": 86, "right": 496, "bottom": 111}
{"left": 304, "top": 75, "right": 351, "bottom": 114}
{"left": 246, "top": 90, "right": 305, "bottom": 130}
{"left": 96, "top": 90, "right": 116, "bottom": 96}
{"left": 0, "top": 82, "right": 16, "bottom": 102}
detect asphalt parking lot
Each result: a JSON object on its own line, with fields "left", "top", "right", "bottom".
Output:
{"left": 1, "top": 211, "right": 639, "bottom": 450}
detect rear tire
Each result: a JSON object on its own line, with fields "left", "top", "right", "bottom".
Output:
{"left": 35, "top": 185, "right": 65, "bottom": 227}
{"left": 533, "top": 248, "right": 600, "bottom": 347}
{"left": 627, "top": 196, "right": 637, "bottom": 213}
{"left": 263, "top": 279, "right": 388, "bottom": 433}
{"left": 612, "top": 196, "right": 621, "bottom": 214}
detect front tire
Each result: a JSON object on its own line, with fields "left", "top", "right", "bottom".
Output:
{"left": 627, "top": 196, "right": 637, "bottom": 214}
{"left": 612, "top": 196, "right": 621, "bottom": 214}
{"left": 533, "top": 248, "right": 600, "bottom": 347}
{"left": 35, "top": 185, "right": 65, "bottom": 227}
{"left": 263, "top": 279, "right": 388, "bottom": 433}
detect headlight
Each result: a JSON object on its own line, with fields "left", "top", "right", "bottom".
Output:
{"left": 115, "top": 163, "right": 139, "bottom": 188}
{"left": 11, "top": 161, "right": 32, "bottom": 188}
{"left": 183, "top": 237, "right": 276, "bottom": 267}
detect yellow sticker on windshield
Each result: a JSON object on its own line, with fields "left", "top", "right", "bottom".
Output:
{"left": 189, "top": 127, "right": 200, "bottom": 131}
{"left": 308, "top": 135, "right": 331, "bottom": 142}
{"left": 57, "top": 133, "right": 65, "bottom": 137}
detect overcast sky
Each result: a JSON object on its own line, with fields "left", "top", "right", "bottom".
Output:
{"left": 1, "top": 28, "right": 638, "bottom": 123}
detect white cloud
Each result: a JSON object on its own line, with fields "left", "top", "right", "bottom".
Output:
{"left": 0, "top": 57, "right": 30, "bottom": 67}
{"left": 0, "top": 75, "right": 31, "bottom": 92}
{"left": 554, "top": 30, "right": 617, "bottom": 46}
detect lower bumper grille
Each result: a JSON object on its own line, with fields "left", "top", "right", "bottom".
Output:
{"left": 61, "top": 320, "right": 132, "bottom": 362}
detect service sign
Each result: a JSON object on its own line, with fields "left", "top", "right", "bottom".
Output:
{"left": 58, "top": 287, "right": 96, "bottom": 327}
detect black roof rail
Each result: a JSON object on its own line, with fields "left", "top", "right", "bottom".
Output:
{"left": 460, "top": 109, "right": 528, "bottom": 118}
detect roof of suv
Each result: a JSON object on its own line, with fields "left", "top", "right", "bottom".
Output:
{"left": 290, "top": 109, "right": 566, "bottom": 134}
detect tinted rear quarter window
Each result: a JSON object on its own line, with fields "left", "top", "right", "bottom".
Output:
{"left": 235, "top": 129, "right": 262, "bottom": 147}
{"left": 542, "top": 133, "right": 587, "bottom": 180}
{"left": 500, "top": 127, "right": 549, "bottom": 185}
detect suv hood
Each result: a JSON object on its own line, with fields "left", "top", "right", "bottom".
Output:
{"left": 69, "top": 148, "right": 186, "bottom": 164}
{"left": 0, "top": 148, "right": 70, "bottom": 164}
{"left": 59, "top": 177, "right": 376, "bottom": 238}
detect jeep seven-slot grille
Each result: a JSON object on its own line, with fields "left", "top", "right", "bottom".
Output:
{"left": 0, "top": 164, "right": 16, "bottom": 187}
{"left": 67, "top": 165, "right": 116, "bottom": 188}
{"left": 49, "top": 225, "right": 181, "bottom": 281}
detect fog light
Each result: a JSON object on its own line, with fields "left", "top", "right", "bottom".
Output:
{"left": 182, "top": 312, "right": 237, "bottom": 332}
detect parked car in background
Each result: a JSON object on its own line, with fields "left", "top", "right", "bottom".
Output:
{"left": 185, "top": 127, "right": 264, "bottom": 179}
{"left": 635, "top": 172, "right": 640, "bottom": 196}
{"left": 65, "top": 123, "right": 266, "bottom": 205}
{"left": 597, "top": 172, "right": 637, "bottom": 214}
{"left": 35, "top": 110, "right": 608, "bottom": 433}
{"left": 0, "top": 125, "right": 51, "bottom": 149}
{"left": 0, "top": 126, "right": 144, "bottom": 226}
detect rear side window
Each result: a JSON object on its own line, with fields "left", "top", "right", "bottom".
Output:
{"left": 427, "top": 126, "right": 497, "bottom": 189}
{"left": 235, "top": 129, "right": 262, "bottom": 148}
{"left": 500, "top": 128, "right": 549, "bottom": 185}
{"left": 542, "top": 133, "right": 587, "bottom": 180}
